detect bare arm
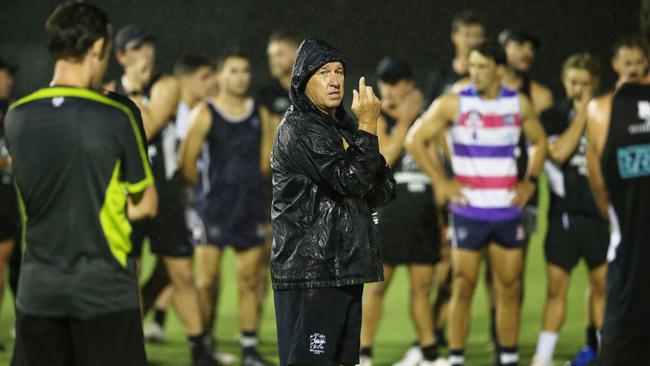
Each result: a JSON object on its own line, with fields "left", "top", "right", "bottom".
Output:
{"left": 377, "top": 114, "right": 409, "bottom": 166}
{"left": 127, "top": 185, "right": 158, "bottom": 220}
{"left": 548, "top": 96, "right": 591, "bottom": 165}
{"left": 259, "top": 105, "right": 274, "bottom": 177}
{"left": 512, "top": 95, "right": 548, "bottom": 207}
{"left": 405, "top": 93, "right": 463, "bottom": 205}
{"left": 138, "top": 76, "right": 180, "bottom": 140}
{"left": 178, "top": 103, "right": 212, "bottom": 185}
{"left": 586, "top": 97, "right": 612, "bottom": 219}
{"left": 531, "top": 82, "right": 553, "bottom": 115}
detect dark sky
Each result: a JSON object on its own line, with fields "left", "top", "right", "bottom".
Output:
{"left": 0, "top": 0, "right": 641, "bottom": 99}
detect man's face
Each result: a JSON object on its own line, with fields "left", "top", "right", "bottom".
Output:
{"left": 505, "top": 40, "right": 535, "bottom": 72}
{"left": 218, "top": 56, "right": 251, "bottom": 97}
{"left": 612, "top": 46, "right": 648, "bottom": 85}
{"left": 0, "top": 69, "right": 14, "bottom": 100}
{"left": 452, "top": 23, "right": 485, "bottom": 56}
{"left": 377, "top": 79, "right": 414, "bottom": 110}
{"left": 468, "top": 50, "right": 501, "bottom": 93}
{"left": 183, "top": 66, "right": 212, "bottom": 100}
{"left": 267, "top": 40, "right": 298, "bottom": 80}
{"left": 117, "top": 42, "right": 156, "bottom": 86}
{"left": 562, "top": 67, "right": 595, "bottom": 101}
{"left": 305, "top": 61, "right": 344, "bottom": 113}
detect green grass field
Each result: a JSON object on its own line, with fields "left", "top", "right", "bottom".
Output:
{"left": 0, "top": 178, "right": 593, "bottom": 365}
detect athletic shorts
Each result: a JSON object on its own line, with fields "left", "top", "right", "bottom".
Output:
{"left": 0, "top": 181, "right": 21, "bottom": 242}
{"left": 377, "top": 184, "right": 440, "bottom": 265}
{"left": 449, "top": 213, "right": 526, "bottom": 250}
{"left": 274, "top": 285, "right": 362, "bottom": 366}
{"left": 11, "top": 308, "right": 147, "bottom": 366}
{"left": 190, "top": 212, "right": 267, "bottom": 251}
{"left": 130, "top": 179, "right": 193, "bottom": 258}
{"left": 544, "top": 213, "right": 609, "bottom": 271}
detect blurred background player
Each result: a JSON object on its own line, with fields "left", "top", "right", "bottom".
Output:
{"left": 109, "top": 26, "right": 218, "bottom": 366}
{"left": 425, "top": 11, "right": 486, "bottom": 105}
{"left": 359, "top": 57, "right": 446, "bottom": 366}
{"left": 0, "top": 58, "right": 20, "bottom": 350}
{"left": 531, "top": 53, "right": 606, "bottom": 366}
{"left": 180, "top": 49, "right": 274, "bottom": 366}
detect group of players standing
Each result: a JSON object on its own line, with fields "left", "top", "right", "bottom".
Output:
{"left": 1, "top": 2, "right": 650, "bottom": 366}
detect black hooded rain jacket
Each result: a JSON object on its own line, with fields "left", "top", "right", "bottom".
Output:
{"left": 270, "top": 39, "right": 396, "bottom": 290}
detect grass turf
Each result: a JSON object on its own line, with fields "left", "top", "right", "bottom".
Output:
{"left": 0, "top": 177, "right": 593, "bottom": 365}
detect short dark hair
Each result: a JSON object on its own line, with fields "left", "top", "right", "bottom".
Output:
{"left": 45, "top": 2, "right": 112, "bottom": 62}
{"left": 174, "top": 54, "right": 211, "bottom": 77}
{"left": 562, "top": 53, "right": 601, "bottom": 90}
{"left": 612, "top": 34, "right": 650, "bottom": 59}
{"left": 268, "top": 30, "right": 301, "bottom": 47}
{"left": 470, "top": 41, "right": 507, "bottom": 65}
{"left": 375, "top": 57, "right": 414, "bottom": 84}
{"left": 213, "top": 49, "right": 249, "bottom": 72}
{"left": 451, "top": 10, "right": 485, "bottom": 34}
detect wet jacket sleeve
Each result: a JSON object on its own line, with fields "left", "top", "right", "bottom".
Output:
{"left": 289, "top": 122, "right": 384, "bottom": 198}
{"left": 365, "top": 156, "right": 396, "bottom": 208}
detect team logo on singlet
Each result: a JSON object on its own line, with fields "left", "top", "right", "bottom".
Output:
{"left": 617, "top": 144, "right": 650, "bottom": 179}
{"left": 630, "top": 100, "right": 650, "bottom": 134}
{"left": 309, "top": 333, "right": 326, "bottom": 355}
{"left": 466, "top": 110, "right": 483, "bottom": 128}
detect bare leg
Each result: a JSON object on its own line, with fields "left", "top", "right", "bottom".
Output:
{"left": 448, "top": 249, "right": 482, "bottom": 350}
{"left": 360, "top": 264, "right": 395, "bottom": 348}
{"left": 408, "top": 264, "right": 436, "bottom": 347}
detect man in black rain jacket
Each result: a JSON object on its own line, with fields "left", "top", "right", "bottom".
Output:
{"left": 270, "top": 39, "right": 395, "bottom": 366}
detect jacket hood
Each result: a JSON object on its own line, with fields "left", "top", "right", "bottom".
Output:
{"left": 289, "top": 38, "right": 352, "bottom": 129}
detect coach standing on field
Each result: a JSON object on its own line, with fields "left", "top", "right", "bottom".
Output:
{"left": 270, "top": 39, "right": 395, "bottom": 366}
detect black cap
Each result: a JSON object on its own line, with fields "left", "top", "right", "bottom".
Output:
{"left": 114, "top": 25, "right": 155, "bottom": 52}
{"left": 498, "top": 29, "right": 541, "bottom": 49}
{"left": 375, "top": 57, "right": 413, "bottom": 84}
{"left": 0, "top": 58, "right": 17, "bottom": 75}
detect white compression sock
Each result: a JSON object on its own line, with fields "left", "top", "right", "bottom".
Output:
{"left": 535, "top": 331, "right": 559, "bottom": 363}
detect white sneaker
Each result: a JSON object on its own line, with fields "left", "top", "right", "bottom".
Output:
{"left": 357, "top": 355, "right": 372, "bottom": 366}
{"left": 419, "top": 358, "right": 450, "bottom": 366}
{"left": 393, "top": 345, "right": 423, "bottom": 366}
{"left": 530, "top": 354, "right": 552, "bottom": 366}
{"left": 214, "top": 351, "right": 238, "bottom": 365}
{"left": 142, "top": 322, "right": 165, "bottom": 343}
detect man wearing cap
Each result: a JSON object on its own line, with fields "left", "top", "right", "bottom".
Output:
{"left": 270, "top": 39, "right": 395, "bottom": 366}
{"left": 107, "top": 25, "right": 218, "bottom": 366}
{"left": 499, "top": 29, "right": 553, "bottom": 115}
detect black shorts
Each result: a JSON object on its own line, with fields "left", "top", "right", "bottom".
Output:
{"left": 544, "top": 213, "right": 609, "bottom": 271}
{"left": 11, "top": 308, "right": 147, "bottom": 366}
{"left": 131, "top": 179, "right": 193, "bottom": 258}
{"left": 377, "top": 184, "right": 440, "bottom": 265}
{"left": 274, "top": 285, "right": 362, "bottom": 366}
{"left": 0, "top": 181, "right": 21, "bottom": 242}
